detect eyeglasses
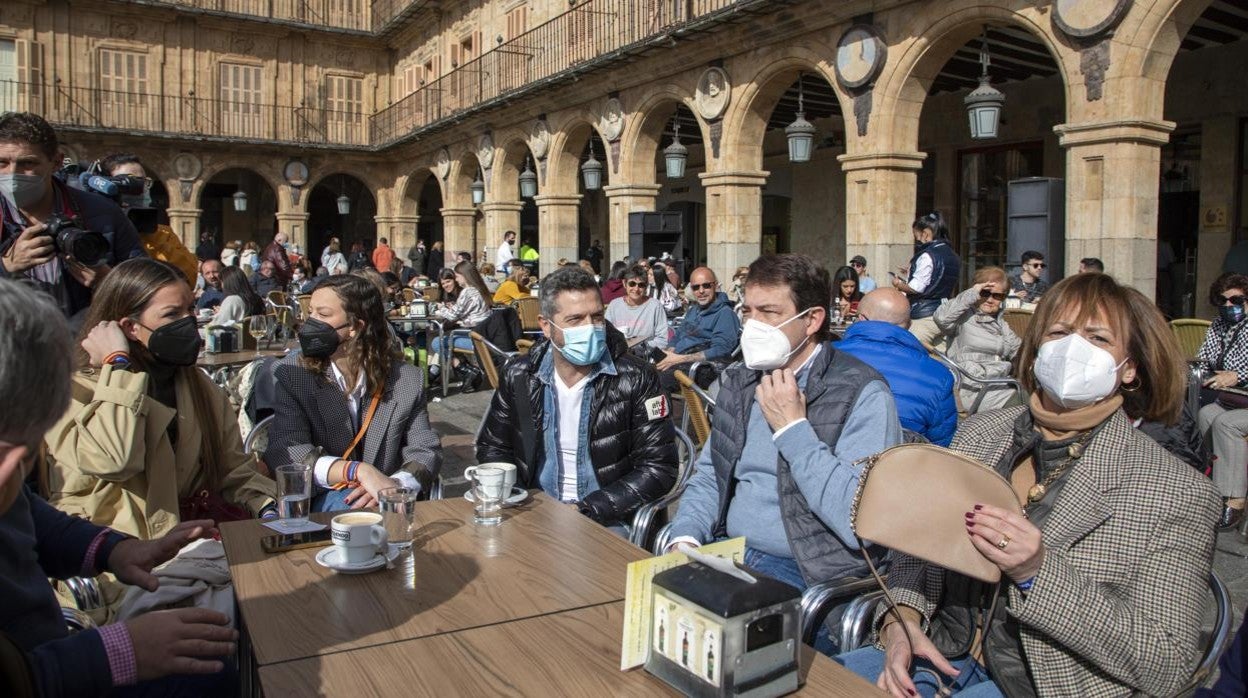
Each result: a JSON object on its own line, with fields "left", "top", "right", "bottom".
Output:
{"left": 689, "top": 283, "right": 715, "bottom": 291}
{"left": 625, "top": 281, "right": 646, "bottom": 288}
{"left": 1221, "top": 295, "right": 1247, "bottom": 306}
{"left": 1029, "top": 263, "right": 1047, "bottom": 269}
{"left": 978, "top": 290, "right": 1008, "bottom": 301}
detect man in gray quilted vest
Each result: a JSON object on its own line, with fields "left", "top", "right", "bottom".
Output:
{"left": 667, "top": 253, "right": 902, "bottom": 653}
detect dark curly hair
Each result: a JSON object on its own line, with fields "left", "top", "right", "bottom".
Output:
{"left": 299, "top": 274, "right": 400, "bottom": 397}
{"left": 1209, "top": 272, "right": 1248, "bottom": 308}
{"left": 0, "top": 112, "right": 59, "bottom": 159}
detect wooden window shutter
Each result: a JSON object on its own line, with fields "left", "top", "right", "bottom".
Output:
{"left": 15, "top": 39, "right": 42, "bottom": 100}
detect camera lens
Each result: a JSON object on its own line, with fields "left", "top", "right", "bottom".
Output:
{"left": 65, "top": 230, "right": 109, "bottom": 267}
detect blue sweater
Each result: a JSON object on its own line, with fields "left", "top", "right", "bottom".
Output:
{"left": 1, "top": 486, "right": 126, "bottom": 697}
{"left": 835, "top": 321, "right": 958, "bottom": 446}
{"left": 672, "top": 292, "right": 740, "bottom": 360}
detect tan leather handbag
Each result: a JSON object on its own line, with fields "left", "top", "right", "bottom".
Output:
{"left": 850, "top": 443, "right": 1024, "bottom": 584}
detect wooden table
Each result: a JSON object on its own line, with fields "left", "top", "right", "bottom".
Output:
{"left": 221, "top": 493, "right": 648, "bottom": 666}
{"left": 198, "top": 344, "right": 293, "bottom": 368}
{"left": 259, "top": 602, "right": 884, "bottom": 697}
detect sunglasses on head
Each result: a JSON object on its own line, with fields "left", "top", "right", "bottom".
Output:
{"left": 979, "top": 290, "right": 1007, "bottom": 301}
{"left": 1222, "top": 295, "right": 1247, "bottom": 306}
{"left": 689, "top": 282, "right": 715, "bottom": 291}
{"left": 625, "top": 280, "right": 646, "bottom": 288}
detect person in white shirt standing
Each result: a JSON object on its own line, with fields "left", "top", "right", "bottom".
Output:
{"left": 495, "top": 230, "right": 516, "bottom": 274}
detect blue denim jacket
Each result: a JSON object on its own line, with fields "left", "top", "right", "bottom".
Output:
{"left": 535, "top": 347, "right": 618, "bottom": 501}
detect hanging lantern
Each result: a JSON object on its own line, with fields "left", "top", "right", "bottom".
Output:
{"left": 785, "top": 74, "right": 817, "bottom": 163}
{"left": 664, "top": 119, "right": 688, "bottom": 180}
{"left": 965, "top": 30, "right": 1005, "bottom": 140}
{"left": 470, "top": 169, "right": 485, "bottom": 205}
{"left": 232, "top": 189, "right": 247, "bottom": 212}
{"left": 581, "top": 142, "right": 603, "bottom": 191}
{"left": 519, "top": 157, "right": 538, "bottom": 199}
{"left": 336, "top": 194, "right": 351, "bottom": 215}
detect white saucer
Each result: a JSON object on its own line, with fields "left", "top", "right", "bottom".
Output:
{"left": 315, "top": 545, "right": 399, "bottom": 574}
{"left": 463, "top": 486, "right": 528, "bottom": 506}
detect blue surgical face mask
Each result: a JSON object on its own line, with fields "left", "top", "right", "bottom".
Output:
{"left": 552, "top": 322, "right": 607, "bottom": 366}
{"left": 1221, "top": 304, "right": 1246, "bottom": 325}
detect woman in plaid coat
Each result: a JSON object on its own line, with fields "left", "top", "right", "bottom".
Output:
{"left": 840, "top": 273, "right": 1220, "bottom": 697}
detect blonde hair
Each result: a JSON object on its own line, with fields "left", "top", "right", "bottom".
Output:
{"left": 973, "top": 265, "right": 1007, "bottom": 286}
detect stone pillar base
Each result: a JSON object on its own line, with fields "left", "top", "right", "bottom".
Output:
{"left": 480, "top": 201, "right": 524, "bottom": 266}
{"left": 166, "top": 208, "right": 202, "bottom": 249}
{"left": 440, "top": 207, "right": 478, "bottom": 270}
{"left": 839, "top": 152, "right": 926, "bottom": 285}
{"left": 534, "top": 194, "right": 582, "bottom": 277}
{"left": 699, "top": 171, "right": 768, "bottom": 281}
{"left": 375, "top": 215, "right": 420, "bottom": 253}
{"left": 275, "top": 212, "right": 310, "bottom": 253}
{"left": 604, "top": 183, "right": 662, "bottom": 271}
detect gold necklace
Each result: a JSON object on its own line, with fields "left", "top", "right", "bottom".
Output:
{"left": 1027, "top": 431, "right": 1094, "bottom": 504}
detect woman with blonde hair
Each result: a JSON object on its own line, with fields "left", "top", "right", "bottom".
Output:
{"left": 840, "top": 272, "right": 1218, "bottom": 697}
{"left": 493, "top": 263, "right": 531, "bottom": 304}
{"left": 932, "top": 265, "right": 1021, "bottom": 412}
{"left": 43, "top": 258, "right": 276, "bottom": 618}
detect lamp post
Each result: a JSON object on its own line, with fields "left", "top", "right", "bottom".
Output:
{"left": 664, "top": 118, "right": 688, "bottom": 180}
{"left": 470, "top": 168, "right": 485, "bottom": 205}
{"left": 785, "top": 73, "right": 817, "bottom": 163}
{"left": 519, "top": 157, "right": 538, "bottom": 199}
{"left": 965, "top": 29, "right": 1005, "bottom": 140}
{"left": 581, "top": 142, "right": 603, "bottom": 191}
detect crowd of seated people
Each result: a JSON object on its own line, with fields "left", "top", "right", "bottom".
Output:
{"left": 0, "top": 105, "right": 1238, "bottom": 698}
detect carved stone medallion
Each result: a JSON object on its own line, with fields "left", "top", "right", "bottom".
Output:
{"left": 477, "top": 133, "right": 495, "bottom": 169}
{"left": 434, "top": 148, "right": 451, "bottom": 180}
{"left": 1052, "top": 0, "right": 1133, "bottom": 41}
{"left": 600, "top": 98, "right": 625, "bottom": 141}
{"left": 283, "top": 160, "right": 309, "bottom": 187}
{"left": 173, "top": 152, "right": 202, "bottom": 181}
{"left": 529, "top": 120, "right": 551, "bottom": 160}
{"left": 695, "top": 67, "right": 731, "bottom": 121}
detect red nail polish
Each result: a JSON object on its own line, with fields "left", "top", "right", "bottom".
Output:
{"left": 964, "top": 512, "right": 974, "bottom": 518}
{"left": 974, "top": 504, "right": 983, "bottom": 510}
{"left": 965, "top": 520, "right": 973, "bottom": 527}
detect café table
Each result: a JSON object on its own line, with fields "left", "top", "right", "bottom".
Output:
{"left": 220, "top": 493, "right": 649, "bottom": 667}
{"left": 258, "top": 601, "right": 883, "bottom": 696}
{"left": 197, "top": 342, "right": 293, "bottom": 369}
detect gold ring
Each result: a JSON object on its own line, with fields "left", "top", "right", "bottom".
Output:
{"left": 996, "top": 535, "right": 1011, "bottom": 550}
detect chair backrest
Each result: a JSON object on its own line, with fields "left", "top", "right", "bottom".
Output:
{"left": 675, "top": 370, "right": 711, "bottom": 449}
{"left": 1170, "top": 318, "right": 1211, "bottom": 360}
{"left": 1002, "top": 307, "right": 1034, "bottom": 339}
{"left": 401, "top": 287, "right": 417, "bottom": 302}
{"left": 243, "top": 414, "right": 275, "bottom": 456}
{"left": 267, "top": 290, "right": 289, "bottom": 307}
{"left": 296, "top": 294, "right": 312, "bottom": 319}
{"left": 512, "top": 297, "right": 541, "bottom": 332}
{"left": 469, "top": 331, "right": 503, "bottom": 391}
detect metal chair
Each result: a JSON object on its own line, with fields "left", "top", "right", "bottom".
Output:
{"left": 798, "top": 577, "right": 886, "bottom": 647}
{"left": 629, "top": 428, "right": 698, "bottom": 552}
{"left": 62, "top": 606, "right": 96, "bottom": 633}
{"left": 468, "top": 331, "right": 520, "bottom": 391}
{"left": 1002, "top": 307, "right": 1034, "bottom": 339}
{"left": 511, "top": 297, "right": 542, "bottom": 338}
{"left": 243, "top": 414, "right": 275, "bottom": 455}
{"left": 922, "top": 341, "right": 1024, "bottom": 418}
{"left": 1171, "top": 318, "right": 1212, "bottom": 360}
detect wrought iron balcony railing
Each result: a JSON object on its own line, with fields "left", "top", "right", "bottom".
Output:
{"left": 1, "top": 80, "right": 370, "bottom": 148}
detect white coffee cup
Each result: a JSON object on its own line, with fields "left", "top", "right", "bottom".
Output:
{"left": 466, "top": 462, "right": 516, "bottom": 494}
{"left": 330, "top": 512, "right": 389, "bottom": 564}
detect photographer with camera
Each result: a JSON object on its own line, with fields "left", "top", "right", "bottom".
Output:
{"left": 0, "top": 113, "right": 144, "bottom": 327}
{"left": 97, "top": 153, "right": 198, "bottom": 286}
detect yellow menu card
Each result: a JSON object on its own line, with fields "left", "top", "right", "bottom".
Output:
{"left": 619, "top": 537, "right": 746, "bottom": 670}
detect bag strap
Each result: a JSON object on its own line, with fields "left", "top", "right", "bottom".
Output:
{"left": 512, "top": 370, "right": 537, "bottom": 477}
{"left": 343, "top": 389, "right": 382, "bottom": 460}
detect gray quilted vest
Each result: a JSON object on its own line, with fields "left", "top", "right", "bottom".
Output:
{"left": 710, "top": 344, "right": 884, "bottom": 585}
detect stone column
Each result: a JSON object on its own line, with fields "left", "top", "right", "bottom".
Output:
{"left": 838, "top": 152, "right": 926, "bottom": 283}
{"left": 603, "top": 183, "right": 661, "bottom": 269}
{"left": 1054, "top": 119, "right": 1173, "bottom": 298}
{"left": 375, "top": 214, "right": 420, "bottom": 252}
{"left": 275, "top": 212, "right": 310, "bottom": 252}
{"left": 166, "top": 208, "right": 201, "bottom": 249}
{"left": 480, "top": 201, "right": 523, "bottom": 264}
{"left": 439, "top": 207, "right": 477, "bottom": 268}
{"left": 533, "top": 194, "right": 582, "bottom": 277}
{"left": 698, "top": 171, "right": 768, "bottom": 281}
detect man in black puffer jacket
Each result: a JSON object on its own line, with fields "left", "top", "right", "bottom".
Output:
{"left": 476, "top": 266, "right": 678, "bottom": 530}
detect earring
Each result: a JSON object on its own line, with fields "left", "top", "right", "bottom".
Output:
{"left": 1120, "top": 376, "right": 1141, "bottom": 392}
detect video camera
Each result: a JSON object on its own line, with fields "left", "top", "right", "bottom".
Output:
{"left": 58, "top": 159, "right": 158, "bottom": 235}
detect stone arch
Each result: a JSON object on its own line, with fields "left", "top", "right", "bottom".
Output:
{"left": 308, "top": 166, "right": 383, "bottom": 206}
{"left": 545, "top": 112, "right": 611, "bottom": 195}
{"left": 718, "top": 44, "right": 850, "bottom": 171}
{"left": 869, "top": 2, "right": 1073, "bottom": 153}
{"left": 490, "top": 133, "right": 538, "bottom": 201}
{"left": 193, "top": 159, "right": 285, "bottom": 211}
{"left": 446, "top": 149, "right": 485, "bottom": 209}
{"left": 619, "top": 85, "right": 711, "bottom": 184}
{"left": 397, "top": 166, "right": 444, "bottom": 217}
{"left": 1124, "top": 0, "right": 1215, "bottom": 119}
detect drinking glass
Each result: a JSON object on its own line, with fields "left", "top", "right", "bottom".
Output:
{"left": 378, "top": 486, "right": 420, "bottom": 550}
{"left": 275, "top": 464, "right": 312, "bottom": 527}
{"left": 247, "top": 315, "right": 273, "bottom": 356}
{"left": 469, "top": 465, "right": 506, "bottom": 526}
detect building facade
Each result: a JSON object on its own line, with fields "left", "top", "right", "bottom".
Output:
{"left": 2, "top": 0, "right": 1245, "bottom": 316}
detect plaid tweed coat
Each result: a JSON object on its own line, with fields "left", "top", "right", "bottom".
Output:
{"left": 881, "top": 406, "right": 1219, "bottom": 697}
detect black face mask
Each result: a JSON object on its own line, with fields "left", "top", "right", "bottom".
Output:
{"left": 142, "top": 316, "right": 202, "bottom": 366}
{"left": 298, "top": 317, "right": 349, "bottom": 359}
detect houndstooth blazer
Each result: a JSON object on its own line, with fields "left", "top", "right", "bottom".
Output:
{"left": 265, "top": 354, "right": 442, "bottom": 488}
{"left": 881, "top": 406, "right": 1219, "bottom": 697}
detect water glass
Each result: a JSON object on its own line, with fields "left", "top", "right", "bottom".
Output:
{"left": 469, "top": 465, "right": 507, "bottom": 526}
{"left": 275, "top": 464, "right": 312, "bottom": 526}
{"left": 378, "top": 486, "right": 420, "bottom": 550}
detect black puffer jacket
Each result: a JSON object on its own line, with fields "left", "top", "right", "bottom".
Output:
{"left": 475, "top": 324, "right": 678, "bottom": 525}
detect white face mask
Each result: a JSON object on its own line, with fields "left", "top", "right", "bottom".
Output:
{"left": 0, "top": 173, "right": 47, "bottom": 210}
{"left": 740, "top": 308, "right": 813, "bottom": 371}
{"left": 1032, "top": 333, "right": 1127, "bottom": 409}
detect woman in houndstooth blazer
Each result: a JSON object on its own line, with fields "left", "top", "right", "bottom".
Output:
{"left": 841, "top": 273, "right": 1220, "bottom": 697}
{"left": 266, "top": 275, "right": 441, "bottom": 513}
